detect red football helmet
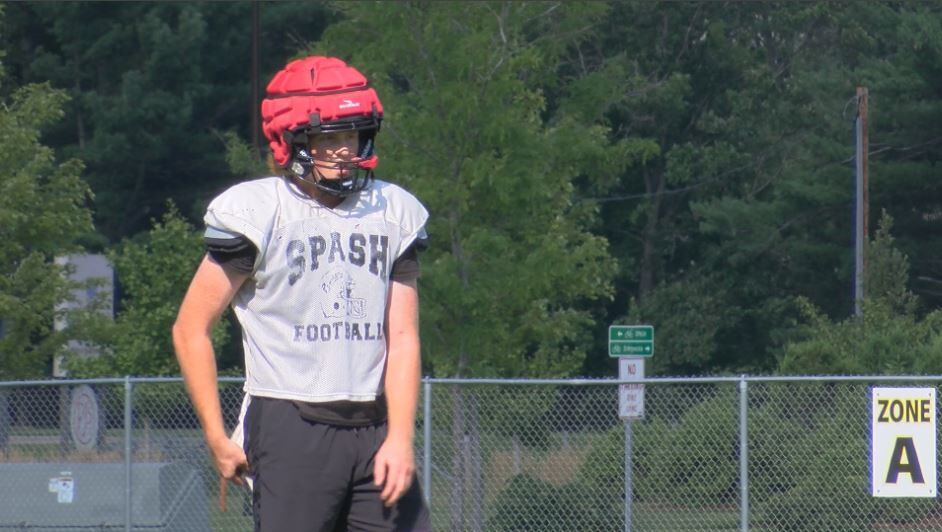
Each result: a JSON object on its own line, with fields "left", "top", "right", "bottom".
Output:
{"left": 262, "top": 56, "right": 383, "bottom": 196}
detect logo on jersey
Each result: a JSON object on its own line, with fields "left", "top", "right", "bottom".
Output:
{"left": 321, "top": 269, "right": 366, "bottom": 319}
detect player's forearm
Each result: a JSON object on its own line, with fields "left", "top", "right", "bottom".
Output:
{"left": 173, "top": 326, "right": 226, "bottom": 445}
{"left": 384, "top": 337, "right": 421, "bottom": 443}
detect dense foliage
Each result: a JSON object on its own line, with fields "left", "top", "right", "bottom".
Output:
{"left": 0, "top": 2, "right": 337, "bottom": 240}
{"left": 2, "top": 1, "right": 942, "bottom": 379}
{"left": 309, "top": 2, "right": 626, "bottom": 377}
{"left": 64, "top": 206, "right": 231, "bottom": 377}
{"left": 0, "top": 67, "right": 94, "bottom": 379}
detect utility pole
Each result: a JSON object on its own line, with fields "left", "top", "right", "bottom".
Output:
{"left": 251, "top": 1, "right": 261, "bottom": 159}
{"left": 854, "top": 86, "right": 869, "bottom": 315}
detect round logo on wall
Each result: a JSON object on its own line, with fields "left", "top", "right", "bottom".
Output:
{"left": 69, "top": 385, "right": 99, "bottom": 451}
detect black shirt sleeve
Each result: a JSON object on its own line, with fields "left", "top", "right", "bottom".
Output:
{"left": 390, "top": 237, "right": 428, "bottom": 282}
{"left": 205, "top": 233, "right": 258, "bottom": 275}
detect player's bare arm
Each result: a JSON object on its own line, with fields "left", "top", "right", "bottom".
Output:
{"left": 172, "top": 255, "right": 249, "bottom": 485}
{"left": 375, "top": 276, "right": 421, "bottom": 507}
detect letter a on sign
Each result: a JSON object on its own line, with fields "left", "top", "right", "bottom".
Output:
{"left": 872, "top": 387, "right": 936, "bottom": 497}
{"left": 885, "top": 437, "right": 924, "bottom": 484}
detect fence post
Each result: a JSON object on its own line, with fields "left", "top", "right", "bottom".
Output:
{"left": 423, "top": 378, "right": 432, "bottom": 507}
{"left": 739, "top": 375, "right": 749, "bottom": 532}
{"left": 624, "top": 421, "right": 633, "bottom": 532}
{"left": 124, "top": 376, "right": 133, "bottom": 532}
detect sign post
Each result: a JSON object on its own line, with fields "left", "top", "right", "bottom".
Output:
{"left": 610, "top": 325, "right": 653, "bottom": 532}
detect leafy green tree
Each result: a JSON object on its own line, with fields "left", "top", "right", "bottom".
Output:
{"left": 219, "top": 130, "right": 270, "bottom": 179}
{"left": 567, "top": 2, "right": 942, "bottom": 375}
{"left": 779, "top": 212, "right": 942, "bottom": 375}
{"left": 311, "top": 1, "right": 632, "bottom": 379}
{"left": 0, "top": 2, "right": 338, "bottom": 241}
{"left": 303, "top": 4, "right": 641, "bottom": 529}
{"left": 625, "top": 275, "right": 730, "bottom": 375}
{"left": 567, "top": 1, "right": 844, "bottom": 375}
{"left": 0, "top": 71, "right": 94, "bottom": 379}
{"left": 65, "top": 206, "right": 231, "bottom": 377}
{"left": 854, "top": 4, "right": 942, "bottom": 311}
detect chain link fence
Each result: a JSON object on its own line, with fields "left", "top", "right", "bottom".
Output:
{"left": 1, "top": 376, "right": 941, "bottom": 531}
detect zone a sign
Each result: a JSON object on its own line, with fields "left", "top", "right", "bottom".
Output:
{"left": 871, "top": 387, "right": 936, "bottom": 497}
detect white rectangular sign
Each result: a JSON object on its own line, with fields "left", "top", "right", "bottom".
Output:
{"left": 618, "top": 358, "right": 645, "bottom": 420}
{"left": 872, "top": 387, "right": 936, "bottom": 497}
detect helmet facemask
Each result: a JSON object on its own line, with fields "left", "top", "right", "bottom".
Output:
{"left": 286, "top": 115, "right": 380, "bottom": 198}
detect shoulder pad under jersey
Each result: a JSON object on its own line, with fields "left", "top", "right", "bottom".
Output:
{"left": 371, "top": 180, "right": 430, "bottom": 257}
{"left": 204, "top": 177, "right": 283, "bottom": 253}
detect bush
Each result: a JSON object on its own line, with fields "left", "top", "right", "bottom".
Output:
{"left": 578, "top": 386, "right": 738, "bottom": 507}
{"left": 488, "top": 474, "right": 609, "bottom": 531}
{"left": 65, "top": 205, "right": 230, "bottom": 377}
{"left": 752, "top": 383, "right": 936, "bottom": 530}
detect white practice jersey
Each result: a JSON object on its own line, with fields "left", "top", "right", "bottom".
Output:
{"left": 204, "top": 177, "right": 428, "bottom": 403}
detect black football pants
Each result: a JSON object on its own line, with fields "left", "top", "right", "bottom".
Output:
{"left": 243, "top": 396, "right": 431, "bottom": 532}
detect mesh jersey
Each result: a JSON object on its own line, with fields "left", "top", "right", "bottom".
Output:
{"left": 205, "top": 176, "right": 429, "bottom": 403}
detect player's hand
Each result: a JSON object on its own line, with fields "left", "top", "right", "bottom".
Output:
{"left": 209, "top": 435, "right": 249, "bottom": 486}
{"left": 373, "top": 436, "right": 415, "bottom": 507}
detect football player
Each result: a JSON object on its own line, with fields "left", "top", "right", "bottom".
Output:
{"left": 173, "top": 56, "right": 430, "bottom": 531}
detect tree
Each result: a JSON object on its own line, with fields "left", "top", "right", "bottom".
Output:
{"left": 0, "top": 70, "right": 94, "bottom": 379}
{"left": 64, "top": 206, "right": 231, "bottom": 377}
{"left": 567, "top": 2, "right": 942, "bottom": 375}
{"left": 303, "top": 3, "right": 645, "bottom": 530}
{"left": 855, "top": 4, "right": 942, "bottom": 310}
{"left": 779, "top": 212, "right": 942, "bottom": 375}
{"left": 0, "top": 2, "right": 339, "bottom": 241}
{"left": 566, "top": 1, "right": 851, "bottom": 375}
{"left": 310, "top": 1, "right": 631, "bottom": 379}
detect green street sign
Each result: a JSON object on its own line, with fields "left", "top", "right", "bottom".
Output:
{"left": 609, "top": 325, "right": 654, "bottom": 357}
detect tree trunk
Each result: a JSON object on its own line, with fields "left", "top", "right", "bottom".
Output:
{"left": 59, "top": 385, "right": 70, "bottom": 457}
{"left": 447, "top": 157, "right": 473, "bottom": 530}
{"left": 74, "top": 49, "right": 85, "bottom": 150}
{"left": 0, "top": 390, "right": 10, "bottom": 452}
{"left": 468, "top": 393, "right": 484, "bottom": 532}
{"left": 250, "top": 1, "right": 260, "bottom": 158}
{"left": 639, "top": 167, "right": 665, "bottom": 299}
{"left": 449, "top": 386, "right": 466, "bottom": 532}
{"left": 512, "top": 433, "right": 521, "bottom": 475}
{"left": 143, "top": 417, "right": 152, "bottom": 459}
